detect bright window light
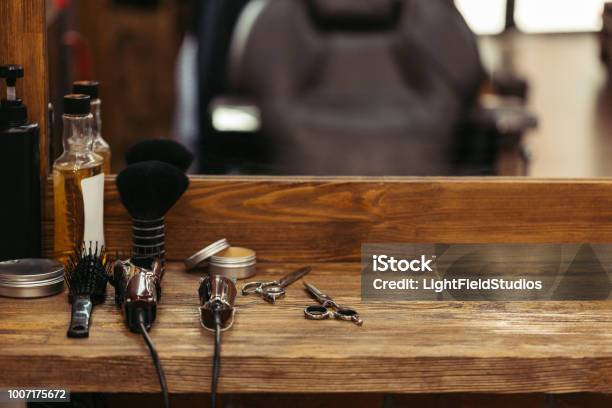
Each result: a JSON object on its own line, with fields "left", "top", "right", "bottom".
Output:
{"left": 455, "top": 0, "right": 507, "bottom": 35}
{"left": 515, "top": 0, "right": 604, "bottom": 33}
{"left": 210, "top": 98, "right": 261, "bottom": 133}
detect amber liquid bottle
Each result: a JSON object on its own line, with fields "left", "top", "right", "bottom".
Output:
{"left": 53, "top": 94, "right": 105, "bottom": 263}
{"left": 73, "top": 81, "right": 111, "bottom": 173}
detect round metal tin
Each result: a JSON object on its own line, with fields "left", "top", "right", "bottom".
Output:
{"left": 184, "top": 238, "right": 230, "bottom": 270}
{"left": 0, "top": 259, "right": 65, "bottom": 298}
{"left": 209, "top": 247, "right": 257, "bottom": 279}
{"left": 210, "top": 247, "right": 256, "bottom": 265}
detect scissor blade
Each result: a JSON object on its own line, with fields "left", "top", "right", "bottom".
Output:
{"left": 303, "top": 281, "right": 331, "bottom": 304}
{"left": 278, "top": 266, "right": 312, "bottom": 288}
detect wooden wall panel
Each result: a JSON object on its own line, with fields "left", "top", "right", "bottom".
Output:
{"left": 0, "top": 0, "right": 48, "bottom": 177}
{"left": 76, "top": 0, "right": 183, "bottom": 172}
{"left": 42, "top": 177, "right": 612, "bottom": 262}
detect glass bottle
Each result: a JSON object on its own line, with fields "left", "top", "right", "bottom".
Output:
{"left": 73, "top": 81, "right": 111, "bottom": 173}
{"left": 53, "top": 94, "right": 105, "bottom": 263}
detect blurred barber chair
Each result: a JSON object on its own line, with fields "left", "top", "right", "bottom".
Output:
{"left": 199, "top": 0, "right": 536, "bottom": 176}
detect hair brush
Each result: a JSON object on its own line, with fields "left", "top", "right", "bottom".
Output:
{"left": 65, "top": 242, "right": 109, "bottom": 338}
{"left": 125, "top": 139, "right": 194, "bottom": 172}
{"left": 116, "top": 160, "right": 189, "bottom": 266}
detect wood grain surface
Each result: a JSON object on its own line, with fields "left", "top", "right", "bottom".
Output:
{"left": 75, "top": 0, "right": 182, "bottom": 172}
{"left": 0, "top": 0, "right": 48, "bottom": 178}
{"left": 41, "top": 176, "right": 612, "bottom": 262}
{"left": 3, "top": 262, "right": 612, "bottom": 393}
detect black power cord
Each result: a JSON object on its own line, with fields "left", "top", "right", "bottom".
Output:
{"left": 138, "top": 311, "right": 170, "bottom": 408}
{"left": 211, "top": 306, "right": 223, "bottom": 408}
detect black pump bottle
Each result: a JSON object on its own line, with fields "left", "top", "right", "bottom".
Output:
{"left": 0, "top": 65, "right": 41, "bottom": 261}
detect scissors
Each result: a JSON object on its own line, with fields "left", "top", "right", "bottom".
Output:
{"left": 303, "top": 282, "right": 363, "bottom": 326}
{"left": 242, "top": 266, "right": 311, "bottom": 303}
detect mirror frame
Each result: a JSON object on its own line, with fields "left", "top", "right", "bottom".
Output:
{"left": 4, "top": 0, "right": 612, "bottom": 262}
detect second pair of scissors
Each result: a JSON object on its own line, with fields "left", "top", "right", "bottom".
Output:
{"left": 304, "top": 282, "right": 363, "bottom": 326}
{"left": 242, "top": 266, "right": 311, "bottom": 303}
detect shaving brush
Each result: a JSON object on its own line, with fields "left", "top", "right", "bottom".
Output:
{"left": 65, "top": 242, "right": 109, "bottom": 338}
{"left": 125, "top": 139, "right": 194, "bottom": 172}
{"left": 116, "top": 161, "right": 189, "bottom": 266}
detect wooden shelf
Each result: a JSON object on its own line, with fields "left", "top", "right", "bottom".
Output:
{"left": 2, "top": 262, "right": 612, "bottom": 393}
{"left": 41, "top": 177, "right": 612, "bottom": 261}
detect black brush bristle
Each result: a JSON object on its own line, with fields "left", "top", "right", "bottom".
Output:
{"left": 65, "top": 242, "right": 109, "bottom": 304}
{"left": 116, "top": 161, "right": 189, "bottom": 220}
{"left": 125, "top": 139, "right": 194, "bottom": 172}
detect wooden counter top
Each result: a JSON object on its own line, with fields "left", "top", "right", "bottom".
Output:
{"left": 2, "top": 262, "right": 612, "bottom": 394}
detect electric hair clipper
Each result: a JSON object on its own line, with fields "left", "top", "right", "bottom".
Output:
{"left": 199, "top": 275, "right": 237, "bottom": 408}
{"left": 111, "top": 257, "right": 170, "bottom": 408}
{"left": 199, "top": 275, "right": 237, "bottom": 331}
{"left": 111, "top": 258, "right": 164, "bottom": 333}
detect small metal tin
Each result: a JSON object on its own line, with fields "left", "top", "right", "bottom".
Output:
{"left": 0, "top": 259, "right": 65, "bottom": 298}
{"left": 185, "top": 239, "right": 256, "bottom": 279}
{"left": 210, "top": 247, "right": 256, "bottom": 280}
{"left": 184, "top": 238, "right": 230, "bottom": 270}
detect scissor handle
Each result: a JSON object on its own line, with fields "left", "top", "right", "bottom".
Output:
{"left": 260, "top": 284, "right": 287, "bottom": 304}
{"left": 241, "top": 281, "right": 274, "bottom": 295}
{"left": 304, "top": 305, "right": 332, "bottom": 320}
{"left": 261, "top": 284, "right": 285, "bottom": 295}
{"left": 335, "top": 307, "right": 363, "bottom": 326}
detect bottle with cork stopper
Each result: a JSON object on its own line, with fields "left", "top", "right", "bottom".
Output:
{"left": 73, "top": 81, "right": 111, "bottom": 173}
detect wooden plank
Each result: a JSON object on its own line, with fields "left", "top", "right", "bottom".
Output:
{"left": 0, "top": 0, "right": 49, "bottom": 178}
{"left": 42, "top": 177, "right": 612, "bottom": 262}
{"left": 3, "top": 262, "right": 612, "bottom": 393}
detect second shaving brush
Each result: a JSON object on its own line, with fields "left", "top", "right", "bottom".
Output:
{"left": 116, "top": 161, "right": 189, "bottom": 265}
{"left": 65, "top": 243, "right": 109, "bottom": 338}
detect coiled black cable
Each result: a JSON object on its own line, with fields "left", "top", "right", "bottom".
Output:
{"left": 138, "top": 311, "right": 169, "bottom": 408}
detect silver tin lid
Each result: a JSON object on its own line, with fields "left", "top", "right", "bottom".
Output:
{"left": 184, "top": 238, "right": 230, "bottom": 270}
{"left": 0, "top": 259, "right": 65, "bottom": 298}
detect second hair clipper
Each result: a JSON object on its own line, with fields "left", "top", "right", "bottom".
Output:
{"left": 199, "top": 275, "right": 237, "bottom": 408}
{"left": 199, "top": 275, "right": 237, "bottom": 331}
